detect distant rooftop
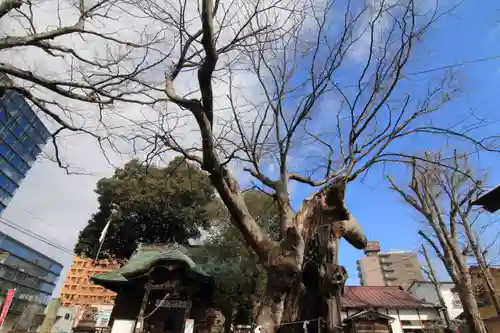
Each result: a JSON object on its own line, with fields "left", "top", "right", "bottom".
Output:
{"left": 379, "top": 250, "right": 415, "bottom": 255}
{"left": 406, "top": 280, "right": 455, "bottom": 291}
{"left": 408, "top": 280, "right": 454, "bottom": 284}
{"left": 470, "top": 265, "right": 500, "bottom": 271}
{"left": 342, "top": 286, "right": 438, "bottom": 309}
{"left": 471, "top": 185, "right": 500, "bottom": 213}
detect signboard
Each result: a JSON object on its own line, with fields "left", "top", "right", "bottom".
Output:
{"left": 184, "top": 319, "right": 194, "bottom": 333}
{"left": 95, "top": 311, "right": 111, "bottom": 328}
{"left": 155, "top": 299, "right": 190, "bottom": 308}
{"left": 0, "top": 289, "right": 16, "bottom": 326}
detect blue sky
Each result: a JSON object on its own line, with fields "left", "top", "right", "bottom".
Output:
{"left": 2, "top": 0, "right": 500, "bottom": 297}
{"left": 285, "top": 0, "right": 500, "bottom": 285}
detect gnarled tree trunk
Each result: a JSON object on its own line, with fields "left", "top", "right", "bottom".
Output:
{"left": 267, "top": 180, "right": 367, "bottom": 333}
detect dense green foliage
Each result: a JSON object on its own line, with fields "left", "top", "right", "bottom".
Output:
{"left": 74, "top": 157, "right": 215, "bottom": 259}
{"left": 192, "top": 191, "right": 278, "bottom": 323}
{"left": 75, "top": 156, "right": 277, "bottom": 322}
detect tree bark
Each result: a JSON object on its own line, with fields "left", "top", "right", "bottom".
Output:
{"left": 255, "top": 268, "right": 291, "bottom": 333}
{"left": 292, "top": 181, "right": 364, "bottom": 333}
{"left": 445, "top": 239, "right": 487, "bottom": 333}
{"left": 462, "top": 215, "right": 500, "bottom": 317}
{"left": 457, "top": 279, "right": 488, "bottom": 333}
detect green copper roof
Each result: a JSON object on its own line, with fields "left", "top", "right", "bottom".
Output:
{"left": 92, "top": 243, "right": 211, "bottom": 287}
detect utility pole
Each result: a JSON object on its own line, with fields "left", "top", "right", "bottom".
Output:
{"left": 422, "top": 245, "right": 452, "bottom": 331}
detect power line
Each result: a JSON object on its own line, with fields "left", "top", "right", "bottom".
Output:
{"left": 407, "top": 54, "right": 500, "bottom": 76}
{"left": 0, "top": 216, "right": 75, "bottom": 255}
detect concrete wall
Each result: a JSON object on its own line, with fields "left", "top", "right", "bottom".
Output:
{"left": 357, "top": 251, "right": 424, "bottom": 287}
{"left": 341, "top": 307, "right": 441, "bottom": 333}
{"left": 379, "top": 252, "right": 424, "bottom": 287}
{"left": 358, "top": 257, "right": 385, "bottom": 286}
{"left": 407, "top": 282, "right": 463, "bottom": 319}
{"left": 51, "top": 306, "right": 77, "bottom": 333}
{"left": 0, "top": 313, "right": 20, "bottom": 333}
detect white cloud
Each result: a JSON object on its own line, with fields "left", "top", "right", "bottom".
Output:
{"left": 0, "top": 0, "right": 438, "bottom": 298}
{"left": 0, "top": 0, "right": 325, "bottom": 297}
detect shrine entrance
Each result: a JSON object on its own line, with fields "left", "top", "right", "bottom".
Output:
{"left": 146, "top": 306, "right": 186, "bottom": 333}
{"left": 141, "top": 285, "right": 193, "bottom": 333}
{"left": 91, "top": 243, "right": 217, "bottom": 333}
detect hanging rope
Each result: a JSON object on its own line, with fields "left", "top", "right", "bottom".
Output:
{"left": 141, "top": 291, "right": 171, "bottom": 320}
{"left": 252, "top": 317, "right": 323, "bottom": 333}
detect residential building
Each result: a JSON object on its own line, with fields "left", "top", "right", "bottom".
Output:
{"left": 0, "top": 74, "right": 51, "bottom": 214}
{"left": 356, "top": 241, "right": 424, "bottom": 287}
{"left": 407, "top": 280, "right": 463, "bottom": 320}
{"left": 0, "top": 231, "right": 63, "bottom": 331}
{"left": 469, "top": 265, "right": 500, "bottom": 332}
{"left": 59, "top": 256, "right": 119, "bottom": 306}
{"left": 341, "top": 286, "right": 443, "bottom": 333}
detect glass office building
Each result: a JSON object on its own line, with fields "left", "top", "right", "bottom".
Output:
{"left": 0, "top": 231, "right": 63, "bottom": 314}
{"left": 0, "top": 81, "right": 51, "bottom": 213}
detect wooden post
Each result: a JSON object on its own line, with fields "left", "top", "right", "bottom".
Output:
{"left": 137, "top": 284, "right": 151, "bottom": 333}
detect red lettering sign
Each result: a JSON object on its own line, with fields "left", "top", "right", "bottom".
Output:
{"left": 0, "top": 289, "right": 16, "bottom": 326}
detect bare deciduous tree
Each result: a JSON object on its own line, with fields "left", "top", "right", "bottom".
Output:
{"left": 3, "top": 0, "right": 499, "bottom": 331}
{"left": 138, "top": 0, "right": 498, "bottom": 331}
{"left": 388, "top": 152, "right": 495, "bottom": 333}
{"left": 0, "top": 0, "right": 163, "bottom": 170}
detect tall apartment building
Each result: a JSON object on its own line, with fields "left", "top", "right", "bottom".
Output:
{"left": 356, "top": 241, "right": 424, "bottom": 287}
{"left": 0, "top": 74, "right": 51, "bottom": 214}
{"left": 59, "top": 256, "right": 119, "bottom": 307}
{"left": 0, "top": 231, "right": 63, "bottom": 331}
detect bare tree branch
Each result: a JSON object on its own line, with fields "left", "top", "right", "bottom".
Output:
{"left": 389, "top": 152, "right": 490, "bottom": 333}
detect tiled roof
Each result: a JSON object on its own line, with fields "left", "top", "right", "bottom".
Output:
{"left": 341, "top": 286, "right": 438, "bottom": 309}
{"left": 92, "top": 243, "right": 211, "bottom": 290}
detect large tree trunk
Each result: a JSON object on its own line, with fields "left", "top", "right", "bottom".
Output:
{"left": 457, "top": 277, "right": 488, "bottom": 333}
{"left": 441, "top": 236, "right": 488, "bottom": 333}
{"left": 271, "top": 180, "right": 366, "bottom": 333}
{"left": 254, "top": 222, "right": 305, "bottom": 333}
{"left": 255, "top": 288, "right": 286, "bottom": 333}
{"left": 255, "top": 264, "right": 299, "bottom": 333}
{"left": 451, "top": 241, "right": 488, "bottom": 333}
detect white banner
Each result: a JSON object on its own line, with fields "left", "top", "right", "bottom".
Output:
{"left": 184, "top": 319, "right": 194, "bottom": 333}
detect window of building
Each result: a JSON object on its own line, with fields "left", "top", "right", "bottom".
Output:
{"left": 1, "top": 161, "right": 23, "bottom": 182}
{"left": 2, "top": 254, "right": 58, "bottom": 283}
{"left": 1, "top": 238, "right": 59, "bottom": 273}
